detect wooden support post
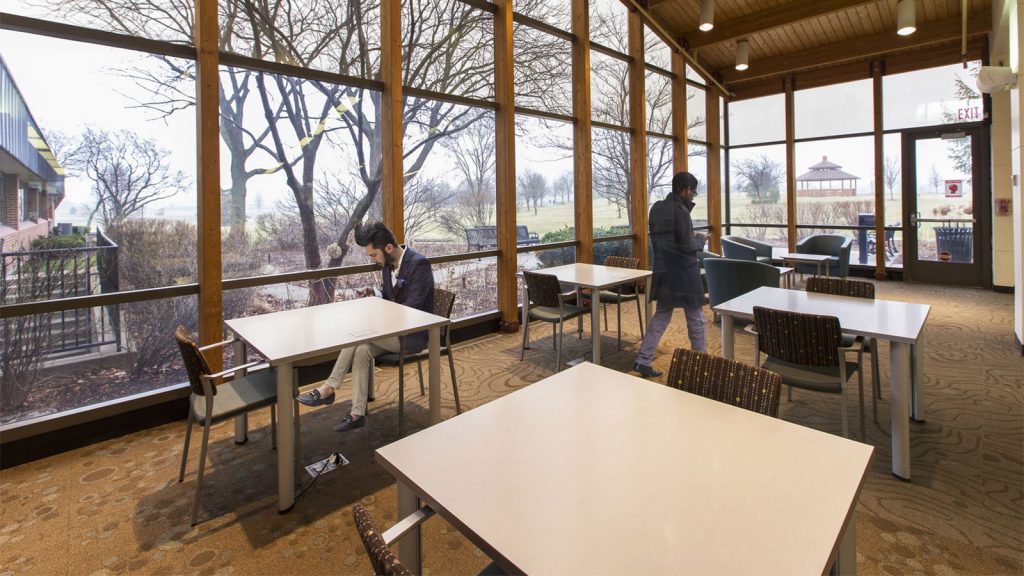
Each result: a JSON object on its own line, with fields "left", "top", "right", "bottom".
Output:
{"left": 381, "top": 0, "right": 404, "bottom": 243}
{"left": 195, "top": 0, "right": 221, "bottom": 369}
{"left": 495, "top": 0, "right": 519, "bottom": 331}
{"left": 873, "top": 61, "right": 887, "bottom": 280}
{"left": 572, "top": 0, "right": 594, "bottom": 264}
{"left": 628, "top": 10, "right": 648, "bottom": 268}
{"left": 671, "top": 51, "right": 688, "bottom": 173}
{"left": 705, "top": 88, "right": 722, "bottom": 255}
{"left": 785, "top": 76, "right": 797, "bottom": 252}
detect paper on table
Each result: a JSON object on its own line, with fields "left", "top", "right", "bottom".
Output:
{"left": 348, "top": 327, "right": 376, "bottom": 337}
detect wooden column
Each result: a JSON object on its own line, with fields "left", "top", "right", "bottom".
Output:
{"left": 873, "top": 61, "right": 887, "bottom": 280}
{"left": 671, "top": 50, "right": 688, "bottom": 173}
{"left": 705, "top": 88, "right": 722, "bottom": 254}
{"left": 785, "top": 76, "right": 797, "bottom": 252}
{"left": 381, "top": 0, "right": 404, "bottom": 242}
{"left": 571, "top": 0, "right": 594, "bottom": 264}
{"left": 495, "top": 0, "right": 518, "bottom": 331}
{"left": 628, "top": 10, "right": 648, "bottom": 267}
{"left": 195, "top": 0, "right": 221, "bottom": 366}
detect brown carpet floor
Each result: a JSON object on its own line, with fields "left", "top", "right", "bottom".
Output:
{"left": 1, "top": 281, "right": 1021, "bottom": 575}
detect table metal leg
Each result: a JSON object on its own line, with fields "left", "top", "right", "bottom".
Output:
{"left": 644, "top": 276, "right": 652, "bottom": 328}
{"left": 233, "top": 339, "right": 248, "bottom": 444}
{"left": 591, "top": 289, "right": 601, "bottom": 366}
{"left": 889, "top": 341, "right": 911, "bottom": 480}
{"left": 911, "top": 334, "right": 925, "bottom": 422}
{"left": 521, "top": 277, "right": 529, "bottom": 346}
{"left": 831, "top": 509, "right": 857, "bottom": 575}
{"left": 276, "top": 361, "right": 296, "bottom": 512}
{"left": 721, "top": 314, "right": 735, "bottom": 360}
{"left": 428, "top": 326, "right": 441, "bottom": 425}
{"left": 396, "top": 480, "right": 422, "bottom": 575}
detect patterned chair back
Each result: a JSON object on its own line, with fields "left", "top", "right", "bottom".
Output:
{"left": 174, "top": 326, "right": 215, "bottom": 396}
{"left": 433, "top": 287, "right": 457, "bottom": 319}
{"left": 353, "top": 504, "right": 413, "bottom": 576}
{"left": 523, "top": 271, "right": 565, "bottom": 308}
{"left": 668, "top": 348, "right": 782, "bottom": 417}
{"left": 806, "top": 277, "right": 875, "bottom": 300}
{"left": 753, "top": 306, "right": 842, "bottom": 368}
{"left": 604, "top": 255, "right": 640, "bottom": 270}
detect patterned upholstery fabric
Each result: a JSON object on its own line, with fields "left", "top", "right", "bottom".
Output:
{"left": 353, "top": 504, "right": 413, "bottom": 576}
{"left": 753, "top": 306, "right": 842, "bottom": 367}
{"left": 175, "top": 326, "right": 215, "bottom": 396}
{"left": 806, "top": 277, "right": 875, "bottom": 300}
{"left": 523, "top": 271, "right": 565, "bottom": 308}
{"left": 668, "top": 348, "right": 782, "bottom": 417}
{"left": 602, "top": 255, "right": 642, "bottom": 297}
{"left": 604, "top": 255, "right": 640, "bottom": 269}
{"left": 433, "top": 287, "right": 456, "bottom": 318}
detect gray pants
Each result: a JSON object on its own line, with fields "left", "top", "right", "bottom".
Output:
{"left": 324, "top": 336, "right": 401, "bottom": 417}
{"left": 635, "top": 301, "right": 707, "bottom": 366}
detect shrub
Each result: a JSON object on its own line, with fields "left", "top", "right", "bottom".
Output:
{"left": 31, "top": 235, "right": 85, "bottom": 250}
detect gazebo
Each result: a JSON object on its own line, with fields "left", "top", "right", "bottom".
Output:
{"left": 796, "top": 156, "right": 859, "bottom": 197}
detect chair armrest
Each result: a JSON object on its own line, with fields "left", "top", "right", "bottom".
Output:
{"left": 198, "top": 337, "right": 239, "bottom": 352}
{"left": 382, "top": 505, "right": 435, "bottom": 546}
{"left": 200, "top": 360, "right": 264, "bottom": 383}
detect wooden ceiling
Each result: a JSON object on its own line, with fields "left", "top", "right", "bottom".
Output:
{"left": 640, "top": 0, "right": 993, "bottom": 99}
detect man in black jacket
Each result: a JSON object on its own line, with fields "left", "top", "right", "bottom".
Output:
{"left": 297, "top": 222, "right": 435, "bottom": 432}
{"left": 632, "top": 172, "right": 707, "bottom": 378}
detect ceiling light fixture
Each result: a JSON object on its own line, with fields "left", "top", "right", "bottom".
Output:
{"left": 897, "top": 0, "right": 916, "bottom": 36}
{"left": 735, "top": 40, "right": 749, "bottom": 71}
{"left": 699, "top": 0, "right": 714, "bottom": 32}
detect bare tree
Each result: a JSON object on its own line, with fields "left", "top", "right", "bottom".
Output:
{"left": 928, "top": 165, "right": 942, "bottom": 194}
{"left": 518, "top": 170, "right": 547, "bottom": 215}
{"left": 884, "top": 155, "right": 901, "bottom": 201}
{"left": 553, "top": 173, "right": 573, "bottom": 205}
{"left": 67, "top": 127, "right": 189, "bottom": 227}
{"left": 734, "top": 154, "right": 783, "bottom": 203}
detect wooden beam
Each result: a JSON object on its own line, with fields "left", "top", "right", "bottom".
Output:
{"left": 671, "top": 49, "right": 688, "bottom": 173}
{"left": 705, "top": 88, "right": 722, "bottom": 255}
{"left": 194, "top": 0, "right": 221, "bottom": 365}
{"left": 872, "top": 61, "right": 886, "bottom": 280}
{"left": 784, "top": 77, "right": 796, "bottom": 253}
{"left": 719, "top": 10, "right": 992, "bottom": 83}
{"left": 495, "top": 0, "right": 518, "bottom": 331}
{"left": 629, "top": 10, "right": 648, "bottom": 268}
{"left": 572, "top": 0, "right": 594, "bottom": 265}
{"left": 683, "top": 0, "right": 876, "bottom": 50}
{"left": 381, "top": 0, "right": 404, "bottom": 242}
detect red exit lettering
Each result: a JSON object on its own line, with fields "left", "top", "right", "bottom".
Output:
{"left": 957, "top": 107, "right": 980, "bottom": 120}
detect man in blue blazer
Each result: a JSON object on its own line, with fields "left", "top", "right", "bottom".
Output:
{"left": 297, "top": 222, "right": 435, "bottom": 432}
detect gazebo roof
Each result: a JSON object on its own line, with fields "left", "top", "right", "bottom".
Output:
{"left": 796, "top": 156, "right": 860, "bottom": 182}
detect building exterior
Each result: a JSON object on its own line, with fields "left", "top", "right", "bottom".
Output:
{"left": 796, "top": 156, "right": 859, "bottom": 197}
{"left": 0, "top": 56, "right": 64, "bottom": 252}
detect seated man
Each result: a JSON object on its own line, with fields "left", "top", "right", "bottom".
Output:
{"left": 297, "top": 222, "right": 435, "bottom": 432}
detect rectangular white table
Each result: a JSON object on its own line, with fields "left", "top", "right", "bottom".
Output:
{"left": 780, "top": 252, "right": 833, "bottom": 277}
{"left": 520, "top": 263, "right": 652, "bottom": 366}
{"left": 226, "top": 297, "right": 449, "bottom": 512}
{"left": 713, "top": 286, "right": 930, "bottom": 480}
{"left": 376, "top": 363, "right": 873, "bottom": 575}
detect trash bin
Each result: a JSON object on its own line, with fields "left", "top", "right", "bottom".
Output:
{"left": 934, "top": 227, "right": 973, "bottom": 262}
{"left": 857, "top": 213, "right": 874, "bottom": 264}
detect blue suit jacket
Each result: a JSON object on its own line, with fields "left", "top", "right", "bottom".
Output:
{"left": 381, "top": 247, "right": 435, "bottom": 352}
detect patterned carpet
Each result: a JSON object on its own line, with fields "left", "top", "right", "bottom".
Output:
{"left": 1, "top": 281, "right": 1021, "bottom": 575}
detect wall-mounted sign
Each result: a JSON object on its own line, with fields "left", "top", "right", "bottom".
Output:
{"left": 945, "top": 180, "right": 963, "bottom": 198}
{"left": 938, "top": 251, "right": 952, "bottom": 262}
{"left": 955, "top": 106, "right": 981, "bottom": 121}
{"left": 995, "top": 197, "right": 1012, "bottom": 215}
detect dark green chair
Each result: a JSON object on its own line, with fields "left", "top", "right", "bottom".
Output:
{"left": 704, "top": 258, "right": 780, "bottom": 322}
{"left": 796, "top": 234, "right": 853, "bottom": 278}
{"left": 721, "top": 236, "right": 774, "bottom": 264}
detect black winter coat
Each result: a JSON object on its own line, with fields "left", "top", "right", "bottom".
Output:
{"left": 648, "top": 193, "right": 704, "bottom": 308}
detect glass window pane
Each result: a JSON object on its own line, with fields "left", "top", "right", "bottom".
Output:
{"left": 593, "top": 127, "right": 630, "bottom": 236}
{"left": 516, "top": 116, "right": 574, "bottom": 245}
{"left": 403, "top": 0, "right": 494, "bottom": 100}
{"left": 644, "top": 26, "right": 671, "bottom": 70}
{"left": 882, "top": 132, "right": 904, "bottom": 267}
{"left": 646, "top": 70, "right": 672, "bottom": 133}
{"left": 727, "top": 144, "right": 788, "bottom": 246}
{"left": 591, "top": 51, "right": 628, "bottom": 126}
{"left": 513, "top": 0, "right": 570, "bottom": 30}
{"left": 688, "top": 143, "right": 709, "bottom": 226}
{"left": 687, "top": 85, "right": 707, "bottom": 142}
{"left": 403, "top": 102, "right": 494, "bottom": 251}
{"left": 884, "top": 62, "right": 982, "bottom": 130}
{"left": 1, "top": 31, "right": 197, "bottom": 293}
{"left": 433, "top": 256, "right": 498, "bottom": 318}
{"left": 727, "top": 94, "right": 785, "bottom": 146}
{"left": 590, "top": 0, "right": 628, "bottom": 51}
{"left": 219, "top": 0, "right": 379, "bottom": 79}
{"left": 514, "top": 25, "right": 572, "bottom": 116}
{"left": 647, "top": 136, "right": 673, "bottom": 208}
{"left": 795, "top": 79, "right": 873, "bottom": 139}
{"left": 220, "top": 66, "right": 381, "bottom": 281}
{"left": 594, "top": 238, "right": 632, "bottom": 264}
{"left": 6, "top": 0, "right": 193, "bottom": 44}
{"left": 686, "top": 65, "right": 706, "bottom": 85}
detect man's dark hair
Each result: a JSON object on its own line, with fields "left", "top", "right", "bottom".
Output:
{"left": 354, "top": 221, "right": 398, "bottom": 251}
{"left": 672, "top": 171, "right": 699, "bottom": 195}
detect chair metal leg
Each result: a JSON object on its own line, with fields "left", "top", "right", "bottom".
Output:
{"left": 191, "top": 420, "right": 212, "bottom": 525}
{"left": 417, "top": 359, "right": 425, "bottom": 396}
{"left": 398, "top": 337, "right": 406, "bottom": 435}
{"left": 179, "top": 409, "right": 194, "bottom": 483}
{"left": 520, "top": 319, "right": 529, "bottom": 360}
{"left": 858, "top": 363, "right": 866, "bottom": 440}
{"left": 556, "top": 317, "right": 564, "bottom": 372}
{"left": 616, "top": 298, "right": 622, "bottom": 350}
{"left": 552, "top": 323, "right": 557, "bottom": 349}
{"left": 839, "top": 364, "right": 850, "bottom": 439}
{"left": 448, "top": 351, "right": 461, "bottom": 414}
{"left": 635, "top": 296, "right": 644, "bottom": 338}
{"left": 603, "top": 302, "right": 608, "bottom": 331}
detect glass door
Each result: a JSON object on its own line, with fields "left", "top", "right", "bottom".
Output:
{"left": 901, "top": 127, "right": 988, "bottom": 286}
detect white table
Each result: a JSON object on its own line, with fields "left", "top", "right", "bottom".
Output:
{"left": 376, "top": 363, "right": 874, "bottom": 575}
{"left": 713, "top": 286, "right": 929, "bottom": 480}
{"left": 226, "top": 297, "right": 449, "bottom": 512}
{"left": 776, "top": 265, "right": 795, "bottom": 289}
{"left": 780, "top": 252, "right": 833, "bottom": 277}
{"left": 520, "top": 263, "right": 652, "bottom": 366}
